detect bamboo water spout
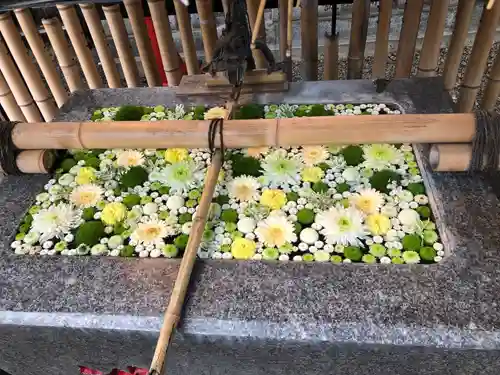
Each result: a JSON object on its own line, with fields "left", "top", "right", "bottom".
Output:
{"left": 9, "top": 113, "right": 478, "bottom": 150}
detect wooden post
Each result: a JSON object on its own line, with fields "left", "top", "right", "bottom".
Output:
{"left": 102, "top": 4, "right": 140, "bottom": 88}
{"left": 286, "top": 0, "right": 294, "bottom": 79}
{"left": 301, "top": 0, "right": 319, "bottom": 81}
{"left": 417, "top": 0, "right": 450, "bottom": 77}
{"left": 394, "top": 0, "right": 424, "bottom": 78}
{"left": 0, "top": 70, "right": 25, "bottom": 122}
{"left": 279, "top": 0, "right": 288, "bottom": 62}
{"left": 481, "top": 52, "right": 500, "bottom": 110}
{"left": 0, "top": 13, "right": 57, "bottom": 122}
{"left": 42, "top": 17, "right": 86, "bottom": 93}
{"left": 195, "top": 0, "right": 218, "bottom": 62}
{"left": 347, "top": 0, "right": 370, "bottom": 79}
{"left": 323, "top": 34, "right": 339, "bottom": 80}
{"left": 57, "top": 4, "right": 103, "bottom": 89}
{"left": 14, "top": 8, "right": 68, "bottom": 108}
{"left": 443, "top": 0, "right": 476, "bottom": 91}
{"left": 246, "top": 0, "right": 268, "bottom": 69}
{"left": 458, "top": 2, "right": 500, "bottom": 112}
{"left": 372, "top": 0, "right": 392, "bottom": 78}
{"left": 173, "top": 0, "right": 199, "bottom": 75}
{"left": 123, "top": 0, "right": 161, "bottom": 87}
{"left": 429, "top": 143, "right": 500, "bottom": 172}
{"left": 16, "top": 150, "right": 56, "bottom": 174}
{"left": 0, "top": 40, "right": 41, "bottom": 122}
{"left": 79, "top": 3, "right": 121, "bottom": 88}
{"left": 147, "top": 0, "right": 182, "bottom": 86}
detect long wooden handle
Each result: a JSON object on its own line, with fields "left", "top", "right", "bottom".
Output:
{"left": 251, "top": 0, "right": 267, "bottom": 47}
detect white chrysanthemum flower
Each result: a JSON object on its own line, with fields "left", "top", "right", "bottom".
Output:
{"left": 32, "top": 203, "right": 81, "bottom": 242}
{"left": 255, "top": 215, "right": 297, "bottom": 248}
{"left": 398, "top": 209, "right": 420, "bottom": 227}
{"left": 299, "top": 228, "right": 319, "bottom": 244}
{"left": 116, "top": 150, "right": 145, "bottom": 167}
{"left": 301, "top": 146, "right": 329, "bottom": 166}
{"left": 261, "top": 151, "right": 302, "bottom": 185}
{"left": 362, "top": 144, "right": 404, "bottom": 170}
{"left": 228, "top": 176, "right": 260, "bottom": 202}
{"left": 149, "top": 160, "right": 204, "bottom": 192}
{"left": 130, "top": 219, "right": 175, "bottom": 246}
{"left": 237, "top": 217, "right": 256, "bottom": 234}
{"left": 69, "top": 184, "right": 104, "bottom": 208}
{"left": 350, "top": 188, "right": 384, "bottom": 214}
{"left": 315, "top": 206, "right": 368, "bottom": 246}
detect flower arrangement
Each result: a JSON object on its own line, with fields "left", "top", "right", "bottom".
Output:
{"left": 11, "top": 103, "right": 443, "bottom": 264}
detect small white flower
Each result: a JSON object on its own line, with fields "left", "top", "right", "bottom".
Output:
{"left": 110, "top": 249, "right": 121, "bottom": 257}
{"left": 139, "top": 250, "right": 149, "bottom": 258}
{"left": 373, "top": 235, "right": 384, "bottom": 243}
{"left": 342, "top": 167, "right": 360, "bottom": 182}
{"left": 293, "top": 255, "right": 303, "bottom": 261}
{"left": 299, "top": 228, "right": 319, "bottom": 244}
{"left": 434, "top": 256, "right": 443, "bottom": 262}
{"left": 433, "top": 242, "right": 443, "bottom": 251}
{"left": 212, "top": 252, "right": 223, "bottom": 259}
{"left": 414, "top": 194, "right": 429, "bottom": 205}
{"left": 166, "top": 196, "right": 185, "bottom": 210}
{"left": 150, "top": 249, "right": 162, "bottom": 258}
{"left": 398, "top": 209, "right": 420, "bottom": 227}
{"left": 143, "top": 202, "right": 158, "bottom": 215}
{"left": 298, "top": 242, "right": 308, "bottom": 251}
{"left": 314, "top": 240, "right": 324, "bottom": 249}
{"left": 380, "top": 256, "right": 391, "bottom": 264}
{"left": 278, "top": 254, "right": 289, "bottom": 261}
{"left": 237, "top": 217, "right": 256, "bottom": 234}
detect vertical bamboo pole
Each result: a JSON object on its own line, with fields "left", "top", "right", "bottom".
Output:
{"left": 417, "top": 0, "right": 450, "bottom": 77}
{"left": 347, "top": 0, "right": 370, "bottom": 79}
{"left": 279, "top": 0, "right": 288, "bottom": 62}
{"left": 324, "top": 34, "right": 338, "bottom": 80}
{"left": 246, "top": 0, "right": 268, "bottom": 69}
{"left": 102, "top": 4, "right": 140, "bottom": 88}
{"left": 123, "top": 0, "right": 160, "bottom": 87}
{"left": 0, "top": 13, "right": 57, "bottom": 122}
{"left": 301, "top": 0, "right": 319, "bottom": 81}
{"left": 0, "top": 40, "right": 41, "bottom": 122}
{"left": 222, "top": 0, "right": 230, "bottom": 15}
{"left": 0, "top": 70, "right": 25, "bottom": 122}
{"left": 173, "top": 0, "right": 199, "bottom": 75}
{"left": 482, "top": 52, "right": 500, "bottom": 110}
{"left": 458, "top": 1, "right": 500, "bottom": 112}
{"left": 372, "top": 0, "right": 392, "bottom": 78}
{"left": 195, "top": 0, "right": 218, "bottom": 62}
{"left": 147, "top": 0, "right": 182, "bottom": 86}
{"left": 57, "top": 4, "right": 103, "bottom": 89}
{"left": 42, "top": 17, "right": 86, "bottom": 93}
{"left": 443, "top": 0, "right": 475, "bottom": 91}
{"left": 79, "top": 3, "right": 121, "bottom": 88}
{"left": 14, "top": 8, "right": 68, "bottom": 108}
{"left": 394, "top": 0, "right": 424, "bottom": 78}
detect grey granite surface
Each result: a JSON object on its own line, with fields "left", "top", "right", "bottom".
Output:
{"left": 2, "top": 78, "right": 500, "bottom": 374}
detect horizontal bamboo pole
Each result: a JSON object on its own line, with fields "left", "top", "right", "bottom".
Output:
{"left": 429, "top": 143, "right": 499, "bottom": 172}
{"left": 0, "top": 70, "right": 25, "bottom": 122}
{"left": 14, "top": 8, "right": 68, "bottom": 107}
{"left": 42, "top": 17, "right": 86, "bottom": 93}
{"left": 11, "top": 113, "right": 477, "bottom": 150}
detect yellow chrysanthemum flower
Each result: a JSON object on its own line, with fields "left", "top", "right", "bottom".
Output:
{"left": 165, "top": 148, "right": 189, "bottom": 164}
{"left": 75, "top": 167, "right": 96, "bottom": 185}
{"left": 301, "top": 146, "right": 329, "bottom": 166}
{"left": 301, "top": 166, "right": 324, "bottom": 183}
{"left": 365, "top": 213, "right": 391, "bottom": 235}
{"left": 260, "top": 189, "right": 287, "bottom": 210}
{"left": 204, "top": 106, "right": 229, "bottom": 120}
{"left": 69, "top": 184, "right": 103, "bottom": 208}
{"left": 231, "top": 238, "right": 257, "bottom": 260}
{"left": 101, "top": 202, "right": 127, "bottom": 226}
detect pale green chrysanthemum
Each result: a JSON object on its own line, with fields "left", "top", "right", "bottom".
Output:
{"left": 362, "top": 144, "right": 404, "bottom": 170}
{"left": 149, "top": 160, "right": 204, "bottom": 192}
{"left": 261, "top": 150, "right": 302, "bottom": 185}
{"left": 315, "top": 206, "right": 368, "bottom": 247}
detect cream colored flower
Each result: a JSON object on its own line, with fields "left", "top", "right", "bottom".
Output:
{"left": 301, "top": 146, "right": 329, "bottom": 166}
{"left": 350, "top": 188, "right": 384, "bottom": 214}
{"left": 204, "top": 106, "right": 229, "bottom": 120}
{"left": 255, "top": 215, "right": 296, "bottom": 248}
{"left": 130, "top": 219, "right": 174, "bottom": 246}
{"left": 228, "top": 176, "right": 260, "bottom": 202}
{"left": 116, "top": 150, "right": 145, "bottom": 167}
{"left": 69, "top": 184, "right": 103, "bottom": 208}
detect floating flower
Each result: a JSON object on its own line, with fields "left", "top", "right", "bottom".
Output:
{"left": 261, "top": 151, "right": 302, "bottom": 185}
{"left": 350, "top": 188, "right": 384, "bottom": 214}
{"left": 365, "top": 213, "right": 391, "bottom": 235}
{"left": 231, "top": 238, "right": 257, "bottom": 259}
{"left": 301, "top": 166, "right": 324, "bottom": 183}
{"left": 32, "top": 203, "right": 81, "bottom": 242}
{"left": 149, "top": 160, "right": 204, "bottom": 192}
{"left": 130, "top": 219, "right": 174, "bottom": 246}
{"left": 69, "top": 184, "right": 103, "bottom": 208}
{"left": 228, "top": 176, "right": 260, "bottom": 202}
{"left": 116, "top": 150, "right": 145, "bottom": 167}
{"left": 362, "top": 144, "right": 404, "bottom": 170}
{"left": 204, "top": 106, "right": 228, "bottom": 120}
{"left": 75, "top": 167, "right": 96, "bottom": 185}
{"left": 315, "top": 206, "right": 367, "bottom": 246}
{"left": 255, "top": 215, "right": 296, "bottom": 248}
{"left": 245, "top": 147, "right": 269, "bottom": 159}
{"left": 300, "top": 228, "right": 319, "bottom": 244}
{"left": 301, "top": 146, "right": 329, "bottom": 166}
{"left": 398, "top": 208, "right": 420, "bottom": 227}
{"left": 237, "top": 217, "right": 256, "bottom": 234}
{"left": 164, "top": 148, "right": 189, "bottom": 164}
{"left": 101, "top": 202, "right": 127, "bottom": 226}
{"left": 260, "top": 189, "right": 287, "bottom": 210}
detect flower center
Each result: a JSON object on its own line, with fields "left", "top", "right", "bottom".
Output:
{"left": 145, "top": 227, "right": 161, "bottom": 237}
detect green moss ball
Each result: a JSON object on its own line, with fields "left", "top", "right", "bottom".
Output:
{"left": 369, "top": 169, "right": 402, "bottom": 194}
{"left": 60, "top": 158, "right": 77, "bottom": 172}
{"left": 221, "top": 209, "right": 238, "bottom": 223}
{"left": 120, "top": 245, "right": 135, "bottom": 257}
{"left": 231, "top": 154, "right": 262, "bottom": 177}
{"left": 294, "top": 222, "right": 302, "bottom": 234}
{"left": 416, "top": 206, "right": 431, "bottom": 219}
{"left": 286, "top": 192, "right": 299, "bottom": 202}
{"left": 317, "top": 162, "right": 330, "bottom": 172}
{"left": 312, "top": 181, "right": 329, "bottom": 193}
{"left": 308, "top": 104, "right": 327, "bottom": 117}
{"left": 174, "top": 234, "right": 189, "bottom": 250}
{"left": 158, "top": 186, "right": 171, "bottom": 195}
{"left": 193, "top": 105, "right": 206, "bottom": 120}
{"left": 84, "top": 156, "right": 100, "bottom": 169}
{"left": 341, "top": 145, "right": 364, "bottom": 166}
{"left": 407, "top": 183, "right": 425, "bottom": 196}
{"left": 178, "top": 213, "right": 192, "bottom": 224}
{"left": 336, "top": 182, "right": 350, "bottom": 193}
{"left": 123, "top": 194, "right": 141, "bottom": 208}
{"left": 82, "top": 207, "right": 96, "bottom": 221}
{"left": 297, "top": 208, "right": 315, "bottom": 225}
{"left": 120, "top": 166, "right": 149, "bottom": 189}
{"left": 402, "top": 234, "right": 422, "bottom": 252}
{"left": 419, "top": 246, "right": 437, "bottom": 262}
{"left": 114, "top": 105, "right": 145, "bottom": 121}
{"left": 74, "top": 221, "right": 105, "bottom": 247}
{"left": 344, "top": 246, "right": 363, "bottom": 261}
{"left": 235, "top": 104, "right": 264, "bottom": 119}
{"left": 215, "top": 195, "right": 230, "bottom": 205}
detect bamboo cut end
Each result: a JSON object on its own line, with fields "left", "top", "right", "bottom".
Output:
{"left": 429, "top": 145, "right": 440, "bottom": 170}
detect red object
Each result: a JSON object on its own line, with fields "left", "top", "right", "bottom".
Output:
{"left": 79, "top": 366, "right": 148, "bottom": 375}
{"left": 144, "top": 16, "right": 188, "bottom": 86}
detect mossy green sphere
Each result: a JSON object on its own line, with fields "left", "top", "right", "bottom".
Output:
{"left": 231, "top": 154, "right": 262, "bottom": 177}
{"left": 18, "top": 223, "right": 30, "bottom": 234}
{"left": 174, "top": 234, "right": 189, "bottom": 250}
{"left": 416, "top": 206, "right": 431, "bottom": 219}
{"left": 215, "top": 195, "right": 230, "bottom": 205}
{"left": 341, "top": 145, "right": 364, "bottom": 166}
{"left": 262, "top": 247, "right": 279, "bottom": 260}
{"left": 82, "top": 207, "right": 96, "bottom": 221}
{"left": 114, "top": 105, "right": 145, "bottom": 121}
{"left": 317, "top": 162, "right": 330, "bottom": 172}
{"left": 123, "top": 194, "right": 141, "bottom": 208}
{"left": 74, "top": 221, "right": 105, "bottom": 247}
{"left": 303, "top": 253, "right": 315, "bottom": 262}
{"left": 286, "top": 192, "right": 299, "bottom": 202}
{"left": 407, "top": 182, "right": 425, "bottom": 196}
{"left": 193, "top": 105, "right": 206, "bottom": 120}
{"left": 344, "top": 246, "right": 363, "bottom": 261}
{"left": 369, "top": 169, "right": 402, "bottom": 194}
{"left": 297, "top": 208, "right": 315, "bottom": 225}
{"left": 336, "top": 182, "right": 350, "bottom": 193}
{"left": 158, "top": 186, "right": 171, "bottom": 195}
{"left": 60, "top": 158, "right": 77, "bottom": 172}
{"left": 120, "top": 166, "right": 148, "bottom": 189}
{"left": 221, "top": 209, "right": 238, "bottom": 223}
{"left": 120, "top": 245, "right": 135, "bottom": 257}
{"left": 84, "top": 156, "right": 100, "bottom": 169}
{"left": 308, "top": 104, "right": 327, "bottom": 117}
{"left": 402, "top": 234, "right": 422, "bottom": 252}
{"left": 312, "top": 181, "right": 329, "bottom": 193}
{"left": 178, "top": 213, "right": 192, "bottom": 224}
{"left": 419, "top": 246, "right": 437, "bottom": 262}
{"left": 235, "top": 104, "right": 264, "bottom": 119}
